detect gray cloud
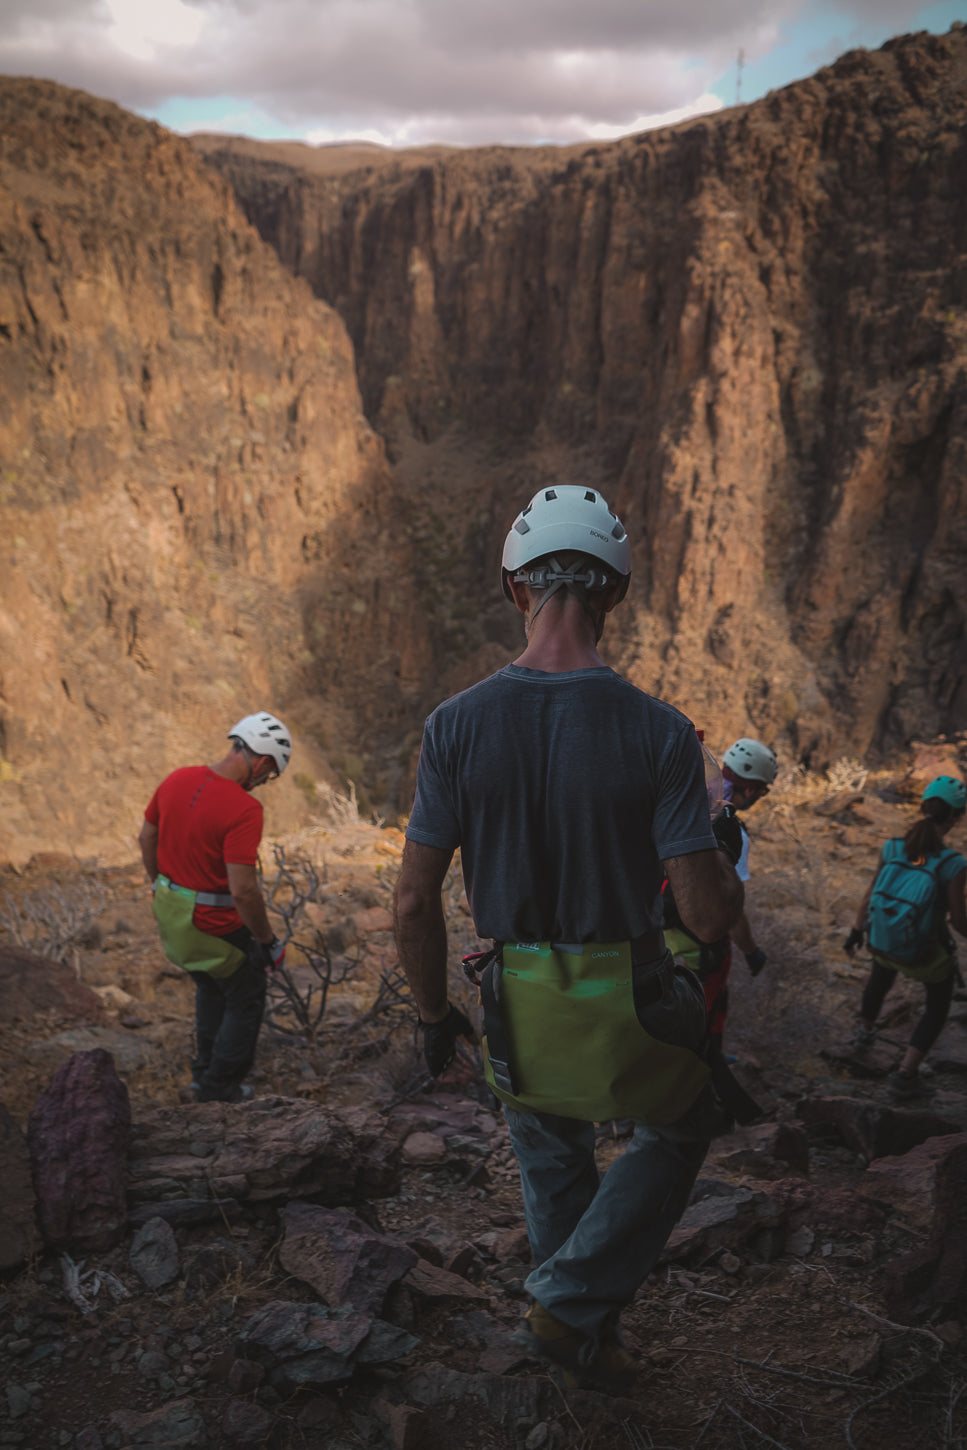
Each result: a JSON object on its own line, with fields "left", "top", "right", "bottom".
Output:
{"left": 0, "top": 0, "right": 942, "bottom": 144}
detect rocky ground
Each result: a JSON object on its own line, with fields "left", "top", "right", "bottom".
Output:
{"left": 1, "top": 753, "right": 966, "bottom": 1450}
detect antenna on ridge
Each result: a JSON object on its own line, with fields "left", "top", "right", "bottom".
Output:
{"left": 736, "top": 47, "right": 745, "bottom": 106}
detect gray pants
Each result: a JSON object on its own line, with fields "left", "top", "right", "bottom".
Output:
{"left": 191, "top": 931, "right": 267, "bottom": 1101}
{"left": 505, "top": 1086, "right": 715, "bottom": 1346}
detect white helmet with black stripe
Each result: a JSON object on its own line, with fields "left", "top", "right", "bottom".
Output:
{"left": 228, "top": 712, "right": 292, "bottom": 777}
{"left": 501, "top": 486, "right": 631, "bottom": 604}
{"left": 723, "top": 738, "right": 778, "bottom": 786}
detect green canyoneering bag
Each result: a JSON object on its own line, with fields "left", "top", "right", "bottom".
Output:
{"left": 480, "top": 939, "right": 711, "bottom": 1126}
{"left": 152, "top": 874, "right": 246, "bottom": 979}
{"left": 663, "top": 926, "right": 703, "bottom": 975}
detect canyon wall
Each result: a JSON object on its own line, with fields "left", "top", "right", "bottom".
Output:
{"left": 196, "top": 27, "right": 967, "bottom": 766}
{"left": 1, "top": 31, "right": 964, "bottom": 861}
{"left": 0, "top": 81, "right": 428, "bottom": 864}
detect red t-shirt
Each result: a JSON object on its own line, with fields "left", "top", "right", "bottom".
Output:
{"left": 144, "top": 766, "right": 263, "bottom": 935}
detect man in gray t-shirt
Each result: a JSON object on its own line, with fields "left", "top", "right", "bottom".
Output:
{"left": 407, "top": 664, "right": 716, "bottom": 945}
{"left": 394, "top": 485, "right": 743, "bottom": 1393}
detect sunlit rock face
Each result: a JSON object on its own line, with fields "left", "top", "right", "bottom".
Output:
{"left": 0, "top": 79, "right": 428, "bottom": 863}
{"left": 197, "top": 28, "right": 967, "bottom": 766}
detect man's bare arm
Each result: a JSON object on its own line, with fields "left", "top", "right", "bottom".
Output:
{"left": 393, "top": 839, "right": 455, "bottom": 1024}
{"left": 226, "top": 861, "right": 273, "bottom": 945}
{"left": 138, "top": 820, "right": 159, "bottom": 883}
{"left": 665, "top": 848, "right": 743, "bottom": 943}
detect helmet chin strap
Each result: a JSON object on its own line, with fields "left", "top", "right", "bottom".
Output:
{"left": 516, "top": 555, "right": 610, "bottom": 634}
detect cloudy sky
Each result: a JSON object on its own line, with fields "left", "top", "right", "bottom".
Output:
{"left": 0, "top": 0, "right": 961, "bottom": 147}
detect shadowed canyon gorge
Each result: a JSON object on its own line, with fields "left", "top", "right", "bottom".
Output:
{"left": 2, "top": 26, "right": 966, "bottom": 863}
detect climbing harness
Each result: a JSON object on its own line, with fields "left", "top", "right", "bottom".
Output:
{"left": 152, "top": 874, "right": 246, "bottom": 978}
{"left": 463, "top": 941, "right": 710, "bottom": 1125}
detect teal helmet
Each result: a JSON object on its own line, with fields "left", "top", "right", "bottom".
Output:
{"left": 922, "top": 776, "right": 966, "bottom": 812}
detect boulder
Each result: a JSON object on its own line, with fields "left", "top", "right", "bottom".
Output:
{"left": 884, "top": 1135, "right": 967, "bottom": 1321}
{"left": 127, "top": 1097, "right": 399, "bottom": 1205}
{"left": 713, "top": 1121, "right": 810, "bottom": 1177}
{"left": 236, "top": 1300, "right": 418, "bottom": 1391}
{"left": 796, "top": 1095, "right": 960, "bottom": 1161}
{"left": 28, "top": 1049, "right": 130, "bottom": 1252}
{"left": 405, "top": 1260, "right": 491, "bottom": 1303}
{"left": 0, "top": 1103, "right": 38, "bottom": 1273}
{"left": 858, "top": 1132, "right": 967, "bottom": 1230}
{"left": 279, "top": 1201, "right": 417, "bottom": 1313}
{"left": 663, "top": 1181, "right": 785, "bottom": 1261}
{"left": 930, "top": 1026, "right": 967, "bottom": 1074}
{"left": 0, "top": 945, "right": 103, "bottom": 1026}
{"left": 899, "top": 744, "right": 963, "bottom": 801}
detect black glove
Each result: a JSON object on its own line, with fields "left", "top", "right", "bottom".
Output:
{"left": 745, "top": 947, "right": 767, "bottom": 977}
{"left": 261, "top": 936, "right": 285, "bottom": 972}
{"left": 421, "top": 1004, "right": 475, "bottom": 1077}
{"left": 713, "top": 807, "right": 743, "bottom": 867}
{"left": 843, "top": 927, "right": 864, "bottom": 955}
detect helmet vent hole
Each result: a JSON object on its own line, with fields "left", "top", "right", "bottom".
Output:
{"left": 544, "top": 489, "right": 557, "bottom": 502}
{"left": 514, "top": 519, "right": 530, "bottom": 535}
{"left": 584, "top": 490, "right": 596, "bottom": 502}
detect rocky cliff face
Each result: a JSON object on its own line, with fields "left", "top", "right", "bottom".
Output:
{"left": 196, "top": 27, "right": 967, "bottom": 766}
{"left": 0, "top": 81, "right": 428, "bottom": 864}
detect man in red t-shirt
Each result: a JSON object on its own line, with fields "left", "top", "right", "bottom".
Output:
{"left": 139, "top": 711, "right": 292, "bottom": 1103}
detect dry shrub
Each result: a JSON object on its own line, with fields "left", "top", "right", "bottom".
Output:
{"left": 0, "top": 875, "right": 111, "bottom": 964}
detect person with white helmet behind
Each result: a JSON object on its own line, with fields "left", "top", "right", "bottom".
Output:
{"left": 394, "top": 485, "right": 744, "bottom": 1392}
{"left": 722, "top": 737, "right": 777, "bottom": 971}
{"left": 138, "top": 711, "right": 291, "bottom": 1103}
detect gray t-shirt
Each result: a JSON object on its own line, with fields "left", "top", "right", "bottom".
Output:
{"left": 406, "top": 664, "right": 715, "bottom": 943}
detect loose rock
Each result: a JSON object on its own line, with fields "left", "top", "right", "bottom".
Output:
{"left": 279, "top": 1201, "right": 418, "bottom": 1313}
{"left": 129, "top": 1215, "right": 180, "bottom": 1288}
{"left": 221, "top": 1398, "right": 275, "bottom": 1448}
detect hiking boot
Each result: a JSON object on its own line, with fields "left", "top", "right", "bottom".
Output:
{"left": 887, "top": 1071, "right": 930, "bottom": 1101}
{"left": 512, "top": 1302, "right": 636, "bottom": 1394}
{"left": 852, "top": 1026, "right": 876, "bottom": 1049}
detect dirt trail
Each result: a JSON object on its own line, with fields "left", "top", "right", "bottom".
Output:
{"left": 1, "top": 761, "right": 966, "bottom": 1448}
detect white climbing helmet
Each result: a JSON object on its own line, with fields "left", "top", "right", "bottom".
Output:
{"left": 723, "top": 738, "right": 778, "bottom": 786}
{"left": 228, "top": 712, "right": 292, "bottom": 777}
{"left": 501, "top": 485, "right": 631, "bottom": 602}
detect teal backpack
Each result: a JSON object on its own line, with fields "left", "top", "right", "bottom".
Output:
{"left": 867, "top": 840, "right": 954, "bottom": 963}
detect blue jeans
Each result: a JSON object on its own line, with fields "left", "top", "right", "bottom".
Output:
{"left": 505, "top": 1086, "right": 715, "bottom": 1347}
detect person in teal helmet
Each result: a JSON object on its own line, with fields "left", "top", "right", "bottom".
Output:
{"left": 845, "top": 775, "right": 967, "bottom": 1098}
